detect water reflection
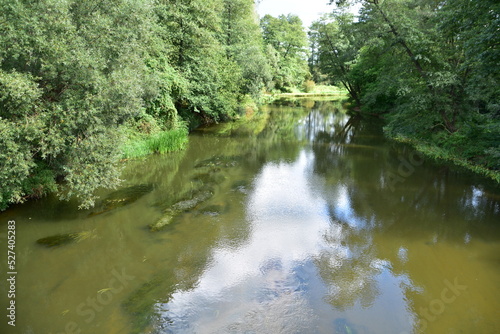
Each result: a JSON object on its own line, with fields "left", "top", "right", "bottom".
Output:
{"left": 156, "top": 151, "right": 333, "bottom": 333}
{"left": 153, "top": 102, "right": 499, "bottom": 334}
{"left": 156, "top": 110, "right": 415, "bottom": 333}
{"left": 1, "top": 99, "right": 499, "bottom": 334}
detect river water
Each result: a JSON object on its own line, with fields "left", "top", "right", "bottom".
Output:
{"left": 1, "top": 98, "right": 499, "bottom": 334}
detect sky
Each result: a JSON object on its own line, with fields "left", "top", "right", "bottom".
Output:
{"left": 256, "top": 0, "right": 361, "bottom": 29}
{"left": 256, "top": 0, "right": 335, "bottom": 28}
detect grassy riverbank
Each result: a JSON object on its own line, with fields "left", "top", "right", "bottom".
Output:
{"left": 266, "top": 85, "right": 348, "bottom": 99}
{"left": 121, "top": 127, "right": 189, "bottom": 159}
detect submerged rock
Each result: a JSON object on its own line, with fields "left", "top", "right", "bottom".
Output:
{"left": 36, "top": 231, "right": 93, "bottom": 248}
{"left": 171, "top": 189, "right": 214, "bottom": 212}
{"left": 194, "top": 155, "right": 241, "bottom": 169}
{"left": 198, "top": 204, "right": 225, "bottom": 216}
{"left": 149, "top": 211, "right": 176, "bottom": 232}
{"left": 89, "top": 184, "right": 154, "bottom": 216}
{"left": 149, "top": 189, "right": 214, "bottom": 232}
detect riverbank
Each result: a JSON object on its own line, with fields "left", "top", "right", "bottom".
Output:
{"left": 118, "top": 88, "right": 346, "bottom": 161}
{"left": 264, "top": 85, "right": 348, "bottom": 99}
{"left": 272, "top": 92, "right": 347, "bottom": 98}
{"left": 256, "top": 99, "right": 499, "bottom": 184}
{"left": 391, "top": 134, "right": 500, "bottom": 183}
{"left": 120, "top": 127, "right": 189, "bottom": 160}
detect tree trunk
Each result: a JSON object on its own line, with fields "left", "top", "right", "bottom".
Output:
{"left": 323, "top": 31, "right": 362, "bottom": 107}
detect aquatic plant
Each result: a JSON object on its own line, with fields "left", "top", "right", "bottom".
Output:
{"left": 36, "top": 230, "right": 94, "bottom": 248}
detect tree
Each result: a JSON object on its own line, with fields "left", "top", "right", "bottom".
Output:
{"left": 0, "top": 0, "right": 155, "bottom": 209}
{"left": 155, "top": 0, "right": 239, "bottom": 123}
{"left": 261, "top": 14, "right": 310, "bottom": 91}
{"left": 320, "top": 0, "right": 500, "bottom": 172}
{"left": 0, "top": 0, "right": 285, "bottom": 210}
{"left": 309, "top": 12, "right": 362, "bottom": 106}
{"left": 221, "top": 0, "right": 271, "bottom": 99}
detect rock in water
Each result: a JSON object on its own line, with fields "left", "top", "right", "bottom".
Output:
{"left": 231, "top": 179, "right": 250, "bottom": 193}
{"left": 171, "top": 189, "right": 214, "bottom": 212}
{"left": 149, "top": 189, "right": 214, "bottom": 232}
{"left": 198, "top": 204, "right": 225, "bottom": 216}
{"left": 194, "top": 155, "right": 241, "bottom": 169}
{"left": 148, "top": 210, "right": 176, "bottom": 232}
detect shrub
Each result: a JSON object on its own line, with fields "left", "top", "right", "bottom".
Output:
{"left": 302, "top": 80, "right": 316, "bottom": 93}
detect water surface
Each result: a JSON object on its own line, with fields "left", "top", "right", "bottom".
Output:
{"left": 1, "top": 98, "right": 499, "bottom": 334}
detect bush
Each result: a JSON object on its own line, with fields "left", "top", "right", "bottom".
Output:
{"left": 302, "top": 80, "right": 316, "bottom": 93}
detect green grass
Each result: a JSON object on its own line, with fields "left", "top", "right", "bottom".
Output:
{"left": 121, "top": 127, "right": 188, "bottom": 159}
{"left": 309, "top": 85, "right": 348, "bottom": 94}
{"left": 271, "top": 85, "right": 347, "bottom": 97}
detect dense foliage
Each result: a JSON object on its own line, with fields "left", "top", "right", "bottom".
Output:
{"left": 0, "top": 0, "right": 311, "bottom": 210}
{"left": 260, "top": 14, "right": 311, "bottom": 92}
{"left": 0, "top": 0, "right": 154, "bottom": 210}
{"left": 312, "top": 0, "right": 499, "bottom": 178}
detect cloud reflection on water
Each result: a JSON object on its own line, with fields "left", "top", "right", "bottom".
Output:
{"left": 158, "top": 147, "right": 413, "bottom": 333}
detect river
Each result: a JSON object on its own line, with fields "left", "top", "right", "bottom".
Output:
{"left": 1, "top": 98, "right": 499, "bottom": 334}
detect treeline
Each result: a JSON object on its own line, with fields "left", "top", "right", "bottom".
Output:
{"left": 0, "top": 0, "right": 310, "bottom": 210}
{"left": 310, "top": 0, "right": 499, "bottom": 179}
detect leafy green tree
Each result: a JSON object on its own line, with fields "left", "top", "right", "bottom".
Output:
{"left": 155, "top": 0, "right": 241, "bottom": 124}
{"left": 221, "top": 0, "right": 271, "bottom": 99}
{"left": 309, "top": 12, "right": 362, "bottom": 106}
{"left": 323, "top": 0, "right": 500, "bottom": 173}
{"left": 436, "top": 0, "right": 500, "bottom": 168}
{"left": 0, "top": 0, "right": 155, "bottom": 209}
{"left": 261, "top": 14, "right": 310, "bottom": 91}
{"left": 0, "top": 0, "right": 283, "bottom": 210}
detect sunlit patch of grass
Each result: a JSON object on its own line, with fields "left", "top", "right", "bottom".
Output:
{"left": 121, "top": 127, "right": 188, "bottom": 159}
{"left": 309, "top": 85, "right": 347, "bottom": 94}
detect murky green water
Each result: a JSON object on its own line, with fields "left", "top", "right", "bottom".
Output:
{"left": 1, "top": 98, "right": 499, "bottom": 334}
